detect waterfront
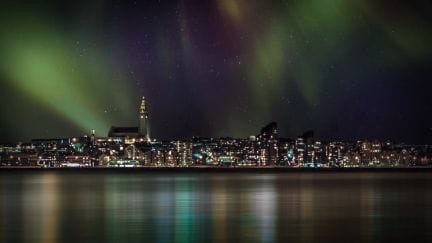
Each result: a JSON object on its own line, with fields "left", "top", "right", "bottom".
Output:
{"left": 1, "top": 172, "right": 432, "bottom": 243}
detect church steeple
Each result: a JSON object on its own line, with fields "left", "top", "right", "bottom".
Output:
{"left": 139, "top": 96, "right": 150, "bottom": 141}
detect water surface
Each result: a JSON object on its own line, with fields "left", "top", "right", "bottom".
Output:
{"left": 1, "top": 171, "right": 432, "bottom": 243}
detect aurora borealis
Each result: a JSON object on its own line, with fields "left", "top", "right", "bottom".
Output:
{"left": 0, "top": 0, "right": 431, "bottom": 143}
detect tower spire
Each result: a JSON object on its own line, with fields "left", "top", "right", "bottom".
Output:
{"left": 139, "top": 96, "right": 150, "bottom": 141}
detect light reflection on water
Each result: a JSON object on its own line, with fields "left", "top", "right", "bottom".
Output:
{"left": 1, "top": 172, "right": 432, "bottom": 243}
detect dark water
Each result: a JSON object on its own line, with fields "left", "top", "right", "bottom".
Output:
{"left": 1, "top": 172, "right": 432, "bottom": 243}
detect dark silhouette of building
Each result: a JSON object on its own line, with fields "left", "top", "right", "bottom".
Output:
{"left": 256, "top": 122, "right": 278, "bottom": 165}
{"left": 108, "top": 97, "right": 150, "bottom": 140}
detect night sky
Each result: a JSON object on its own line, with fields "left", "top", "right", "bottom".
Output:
{"left": 0, "top": 0, "right": 431, "bottom": 143}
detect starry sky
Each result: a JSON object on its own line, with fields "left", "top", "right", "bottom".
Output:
{"left": 0, "top": 0, "right": 431, "bottom": 143}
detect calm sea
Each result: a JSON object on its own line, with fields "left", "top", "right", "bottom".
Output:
{"left": 1, "top": 171, "right": 432, "bottom": 243}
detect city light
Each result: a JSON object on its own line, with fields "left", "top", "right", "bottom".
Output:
{"left": 1, "top": 96, "right": 431, "bottom": 168}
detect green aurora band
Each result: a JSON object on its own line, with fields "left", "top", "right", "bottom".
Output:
{"left": 0, "top": 0, "right": 431, "bottom": 141}
{"left": 0, "top": 9, "right": 136, "bottom": 138}
{"left": 215, "top": 0, "right": 432, "bottom": 135}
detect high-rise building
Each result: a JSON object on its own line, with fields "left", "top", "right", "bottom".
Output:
{"left": 300, "top": 130, "right": 314, "bottom": 163}
{"left": 256, "top": 122, "right": 278, "bottom": 166}
{"left": 139, "top": 96, "right": 150, "bottom": 141}
{"left": 295, "top": 137, "right": 305, "bottom": 164}
{"left": 327, "top": 142, "right": 344, "bottom": 166}
{"left": 176, "top": 141, "right": 192, "bottom": 166}
{"left": 312, "top": 140, "right": 323, "bottom": 165}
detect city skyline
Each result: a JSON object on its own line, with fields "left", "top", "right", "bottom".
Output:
{"left": 1, "top": 94, "right": 429, "bottom": 145}
{"left": 1, "top": 0, "right": 431, "bottom": 144}
{"left": 1, "top": 96, "right": 431, "bottom": 169}
{"left": 2, "top": 2, "right": 432, "bottom": 243}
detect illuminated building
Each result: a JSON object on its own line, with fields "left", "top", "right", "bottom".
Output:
{"left": 312, "top": 140, "right": 323, "bottom": 165}
{"left": 256, "top": 122, "right": 278, "bottom": 166}
{"left": 299, "top": 130, "right": 314, "bottom": 164}
{"left": 295, "top": 137, "right": 305, "bottom": 164}
{"left": 176, "top": 141, "right": 192, "bottom": 166}
{"left": 326, "top": 142, "right": 344, "bottom": 166}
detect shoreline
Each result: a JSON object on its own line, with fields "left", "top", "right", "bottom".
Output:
{"left": 1, "top": 166, "right": 432, "bottom": 173}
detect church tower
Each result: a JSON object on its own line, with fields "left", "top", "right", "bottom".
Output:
{"left": 139, "top": 96, "right": 150, "bottom": 141}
